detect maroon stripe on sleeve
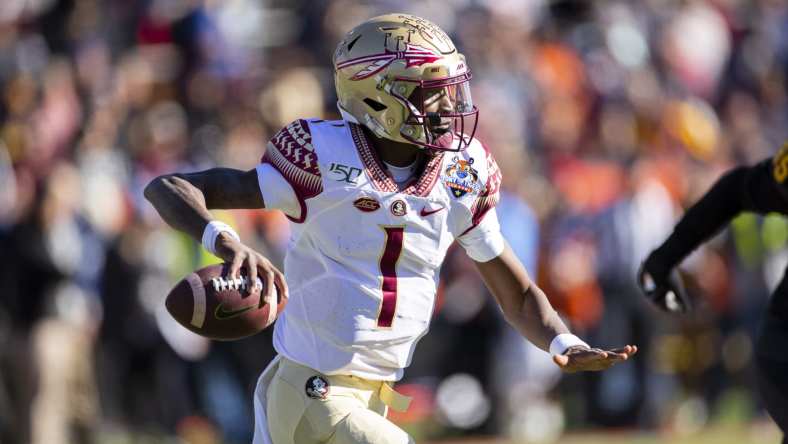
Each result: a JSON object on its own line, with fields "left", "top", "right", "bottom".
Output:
{"left": 261, "top": 119, "right": 323, "bottom": 222}
{"left": 460, "top": 143, "right": 502, "bottom": 236}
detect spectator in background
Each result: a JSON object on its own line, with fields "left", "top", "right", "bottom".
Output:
{"left": 0, "top": 162, "right": 102, "bottom": 444}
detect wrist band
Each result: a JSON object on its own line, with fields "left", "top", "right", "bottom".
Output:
{"left": 549, "top": 333, "right": 589, "bottom": 356}
{"left": 201, "top": 221, "right": 240, "bottom": 255}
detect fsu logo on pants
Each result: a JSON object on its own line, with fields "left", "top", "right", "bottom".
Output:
{"left": 305, "top": 376, "right": 330, "bottom": 399}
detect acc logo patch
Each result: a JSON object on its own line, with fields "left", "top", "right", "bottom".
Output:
{"left": 390, "top": 199, "right": 407, "bottom": 216}
{"left": 442, "top": 156, "right": 481, "bottom": 198}
{"left": 305, "top": 376, "right": 330, "bottom": 399}
{"left": 354, "top": 197, "right": 381, "bottom": 212}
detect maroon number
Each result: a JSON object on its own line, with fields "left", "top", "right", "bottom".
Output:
{"left": 377, "top": 226, "right": 404, "bottom": 328}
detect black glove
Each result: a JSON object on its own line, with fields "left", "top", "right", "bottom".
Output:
{"left": 638, "top": 250, "right": 690, "bottom": 313}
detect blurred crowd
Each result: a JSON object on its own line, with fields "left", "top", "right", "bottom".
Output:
{"left": 0, "top": 0, "right": 786, "bottom": 443}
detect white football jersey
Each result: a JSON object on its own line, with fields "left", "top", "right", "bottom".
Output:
{"left": 256, "top": 119, "right": 504, "bottom": 381}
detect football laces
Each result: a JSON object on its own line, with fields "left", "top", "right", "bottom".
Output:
{"left": 211, "top": 276, "right": 249, "bottom": 292}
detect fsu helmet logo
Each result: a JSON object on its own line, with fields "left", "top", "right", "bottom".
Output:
{"left": 390, "top": 199, "right": 407, "bottom": 216}
{"left": 336, "top": 43, "right": 443, "bottom": 81}
{"left": 353, "top": 197, "right": 381, "bottom": 212}
{"left": 305, "top": 376, "right": 330, "bottom": 399}
{"left": 443, "top": 156, "right": 480, "bottom": 198}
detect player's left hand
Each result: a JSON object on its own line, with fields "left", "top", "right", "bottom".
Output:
{"left": 553, "top": 345, "right": 637, "bottom": 373}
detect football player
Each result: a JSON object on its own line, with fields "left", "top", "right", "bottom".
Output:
{"left": 639, "top": 145, "right": 788, "bottom": 442}
{"left": 145, "top": 14, "right": 637, "bottom": 444}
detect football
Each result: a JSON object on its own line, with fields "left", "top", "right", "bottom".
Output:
{"left": 165, "top": 263, "right": 285, "bottom": 340}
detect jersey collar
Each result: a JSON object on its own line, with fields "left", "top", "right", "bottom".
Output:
{"left": 349, "top": 123, "right": 444, "bottom": 197}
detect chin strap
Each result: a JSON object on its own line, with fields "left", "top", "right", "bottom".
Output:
{"left": 337, "top": 102, "right": 391, "bottom": 139}
{"left": 336, "top": 102, "right": 360, "bottom": 123}
{"left": 363, "top": 114, "right": 389, "bottom": 138}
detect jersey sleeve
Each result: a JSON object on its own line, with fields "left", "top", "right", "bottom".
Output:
{"left": 259, "top": 119, "right": 323, "bottom": 223}
{"left": 457, "top": 145, "right": 505, "bottom": 262}
{"left": 255, "top": 163, "right": 300, "bottom": 219}
{"left": 456, "top": 208, "right": 505, "bottom": 262}
{"left": 649, "top": 147, "right": 788, "bottom": 273}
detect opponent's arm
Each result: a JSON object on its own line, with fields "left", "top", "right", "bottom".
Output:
{"left": 641, "top": 159, "right": 788, "bottom": 310}
{"left": 144, "top": 168, "right": 287, "bottom": 299}
{"left": 474, "top": 243, "right": 637, "bottom": 372}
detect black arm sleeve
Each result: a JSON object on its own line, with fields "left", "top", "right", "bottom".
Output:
{"left": 649, "top": 159, "right": 788, "bottom": 276}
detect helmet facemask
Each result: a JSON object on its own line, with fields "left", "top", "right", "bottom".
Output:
{"left": 392, "top": 72, "right": 478, "bottom": 152}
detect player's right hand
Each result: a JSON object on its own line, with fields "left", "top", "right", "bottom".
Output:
{"left": 638, "top": 251, "right": 689, "bottom": 313}
{"left": 215, "top": 232, "right": 289, "bottom": 302}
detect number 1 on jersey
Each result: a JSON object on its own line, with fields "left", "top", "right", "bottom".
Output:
{"left": 377, "top": 226, "right": 404, "bottom": 328}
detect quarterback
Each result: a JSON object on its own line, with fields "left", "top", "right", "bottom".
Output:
{"left": 145, "top": 14, "right": 637, "bottom": 444}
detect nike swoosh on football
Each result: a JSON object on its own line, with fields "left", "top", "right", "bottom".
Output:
{"left": 214, "top": 303, "right": 257, "bottom": 320}
{"left": 420, "top": 206, "right": 446, "bottom": 217}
